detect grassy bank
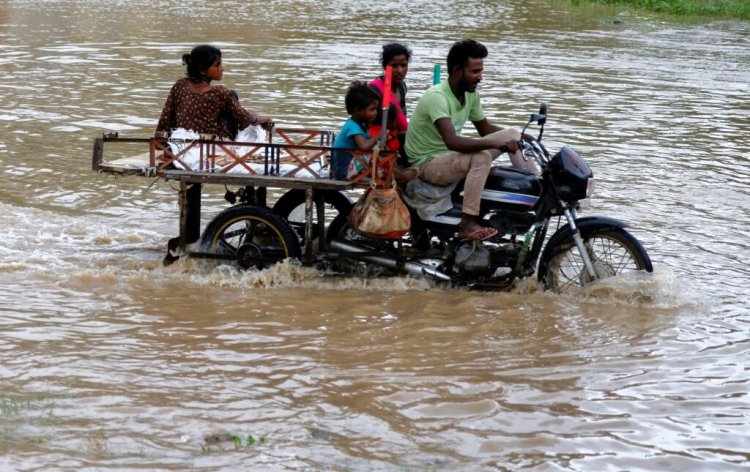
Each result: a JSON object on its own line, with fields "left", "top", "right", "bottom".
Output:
{"left": 570, "top": 0, "right": 750, "bottom": 19}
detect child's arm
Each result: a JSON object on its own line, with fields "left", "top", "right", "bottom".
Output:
{"left": 352, "top": 134, "right": 379, "bottom": 151}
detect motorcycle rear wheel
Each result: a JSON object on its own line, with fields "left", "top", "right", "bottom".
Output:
{"left": 538, "top": 228, "right": 652, "bottom": 293}
{"left": 272, "top": 189, "right": 352, "bottom": 248}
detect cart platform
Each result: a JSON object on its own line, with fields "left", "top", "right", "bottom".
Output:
{"left": 91, "top": 128, "right": 398, "bottom": 265}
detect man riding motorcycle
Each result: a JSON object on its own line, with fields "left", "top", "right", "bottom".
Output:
{"left": 404, "top": 39, "right": 540, "bottom": 241}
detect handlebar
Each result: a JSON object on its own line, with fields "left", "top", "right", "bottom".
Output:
{"left": 521, "top": 103, "right": 548, "bottom": 141}
{"left": 514, "top": 103, "right": 550, "bottom": 169}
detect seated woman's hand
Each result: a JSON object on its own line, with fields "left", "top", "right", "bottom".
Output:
{"left": 258, "top": 116, "right": 274, "bottom": 130}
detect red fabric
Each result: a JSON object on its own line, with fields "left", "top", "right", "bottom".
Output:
{"left": 369, "top": 124, "right": 400, "bottom": 152}
{"left": 368, "top": 77, "right": 408, "bottom": 132}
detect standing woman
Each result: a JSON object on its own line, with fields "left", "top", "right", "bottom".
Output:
{"left": 156, "top": 44, "right": 273, "bottom": 139}
{"left": 368, "top": 42, "right": 412, "bottom": 135}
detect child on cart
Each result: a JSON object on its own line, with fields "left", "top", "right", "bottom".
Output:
{"left": 331, "top": 81, "right": 381, "bottom": 180}
{"left": 331, "top": 81, "right": 418, "bottom": 186}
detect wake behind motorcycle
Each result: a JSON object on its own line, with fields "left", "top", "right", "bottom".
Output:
{"left": 323, "top": 104, "right": 653, "bottom": 292}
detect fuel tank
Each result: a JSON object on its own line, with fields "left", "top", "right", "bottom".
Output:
{"left": 452, "top": 166, "right": 542, "bottom": 214}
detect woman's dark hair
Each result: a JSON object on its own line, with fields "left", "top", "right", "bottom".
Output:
{"left": 380, "top": 43, "right": 412, "bottom": 68}
{"left": 182, "top": 45, "right": 222, "bottom": 81}
{"left": 344, "top": 81, "right": 380, "bottom": 115}
{"left": 447, "top": 39, "right": 487, "bottom": 73}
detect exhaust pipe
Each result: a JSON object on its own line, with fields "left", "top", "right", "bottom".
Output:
{"left": 329, "top": 239, "right": 452, "bottom": 282}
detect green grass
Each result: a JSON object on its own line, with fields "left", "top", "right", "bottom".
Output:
{"left": 200, "top": 433, "right": 267, "bottom": 455}
{"left": 569, "top": 0, "right": 750, "bottom": 19}
{"left": 1, "top": 397, "right": 55, "bottom": 445}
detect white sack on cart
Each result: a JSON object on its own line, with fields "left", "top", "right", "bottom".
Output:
{"left": 167, "top": 126, "right": 325, "bottom": 178}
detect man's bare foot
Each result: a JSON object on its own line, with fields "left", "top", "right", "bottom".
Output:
{"left": 458, "top": 224, "right": 498, "bottom": 241}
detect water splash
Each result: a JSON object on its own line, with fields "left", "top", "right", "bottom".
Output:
{"left": 556, "top": 268, "right": 685, "bottom": 308}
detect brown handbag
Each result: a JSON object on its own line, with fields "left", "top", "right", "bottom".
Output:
{"left": 348, "top": 147, "right": 411, "bottom": 239}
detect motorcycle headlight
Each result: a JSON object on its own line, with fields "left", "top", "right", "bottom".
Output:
{"left": 585, "top": 178, "right": 595, "bottom": 198}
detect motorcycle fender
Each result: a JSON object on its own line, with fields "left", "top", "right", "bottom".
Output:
{"left": 557, "top": 216, "right": 629, "bottom": 238}
{"left": 540, "top": 215, "right": 629, "bottom": 261}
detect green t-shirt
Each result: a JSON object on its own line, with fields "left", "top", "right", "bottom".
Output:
{"left": 405, "top": 80, "right": 486, "bottom": 166}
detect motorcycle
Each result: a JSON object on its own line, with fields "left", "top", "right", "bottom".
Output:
{"left": 320, "top": 103, "right": 654, "bottom": 292}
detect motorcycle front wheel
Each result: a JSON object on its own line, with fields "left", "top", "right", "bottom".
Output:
{"left": 200, "top": 204, "right": 301, "bottom": 270}
{"left": 538, "top": 228, "right": 652, "bottom": 293}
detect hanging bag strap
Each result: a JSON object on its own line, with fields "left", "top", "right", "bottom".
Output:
{"left": 370, "top": 145, "right": 379, "bottom": 188}
{"left": 372, "top": 65, "right": 394, "bottom": 189}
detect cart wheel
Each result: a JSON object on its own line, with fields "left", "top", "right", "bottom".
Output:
{"left": 200, "top": 204, "right": 301, "bottom": 269}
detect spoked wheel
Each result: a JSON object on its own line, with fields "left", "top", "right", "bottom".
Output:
{"left": 538, "top": 228, "right": 652, "bottom": 293}
{"left": 200, "top": 204, "right": 301, "bottom": 269}
{"left": 272, "top": 189, "right": 352, "bottom": 247}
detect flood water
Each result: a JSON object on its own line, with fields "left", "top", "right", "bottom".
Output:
{"left": 1, "top": 0, "right": 749, "bottom": 470}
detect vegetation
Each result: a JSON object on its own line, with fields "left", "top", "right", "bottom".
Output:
{"left": 200, "top": 433, "right": 267, "bottom": 455}
{"left": 1, "top": 397, "right": 55, "bottom": 444}
{"left": 570, "top": 0, "right": 750, "bottom": 19}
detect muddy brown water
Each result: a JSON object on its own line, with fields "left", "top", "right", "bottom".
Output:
{"left": 0, "top": 1, "right": 748, "bottom": 470}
